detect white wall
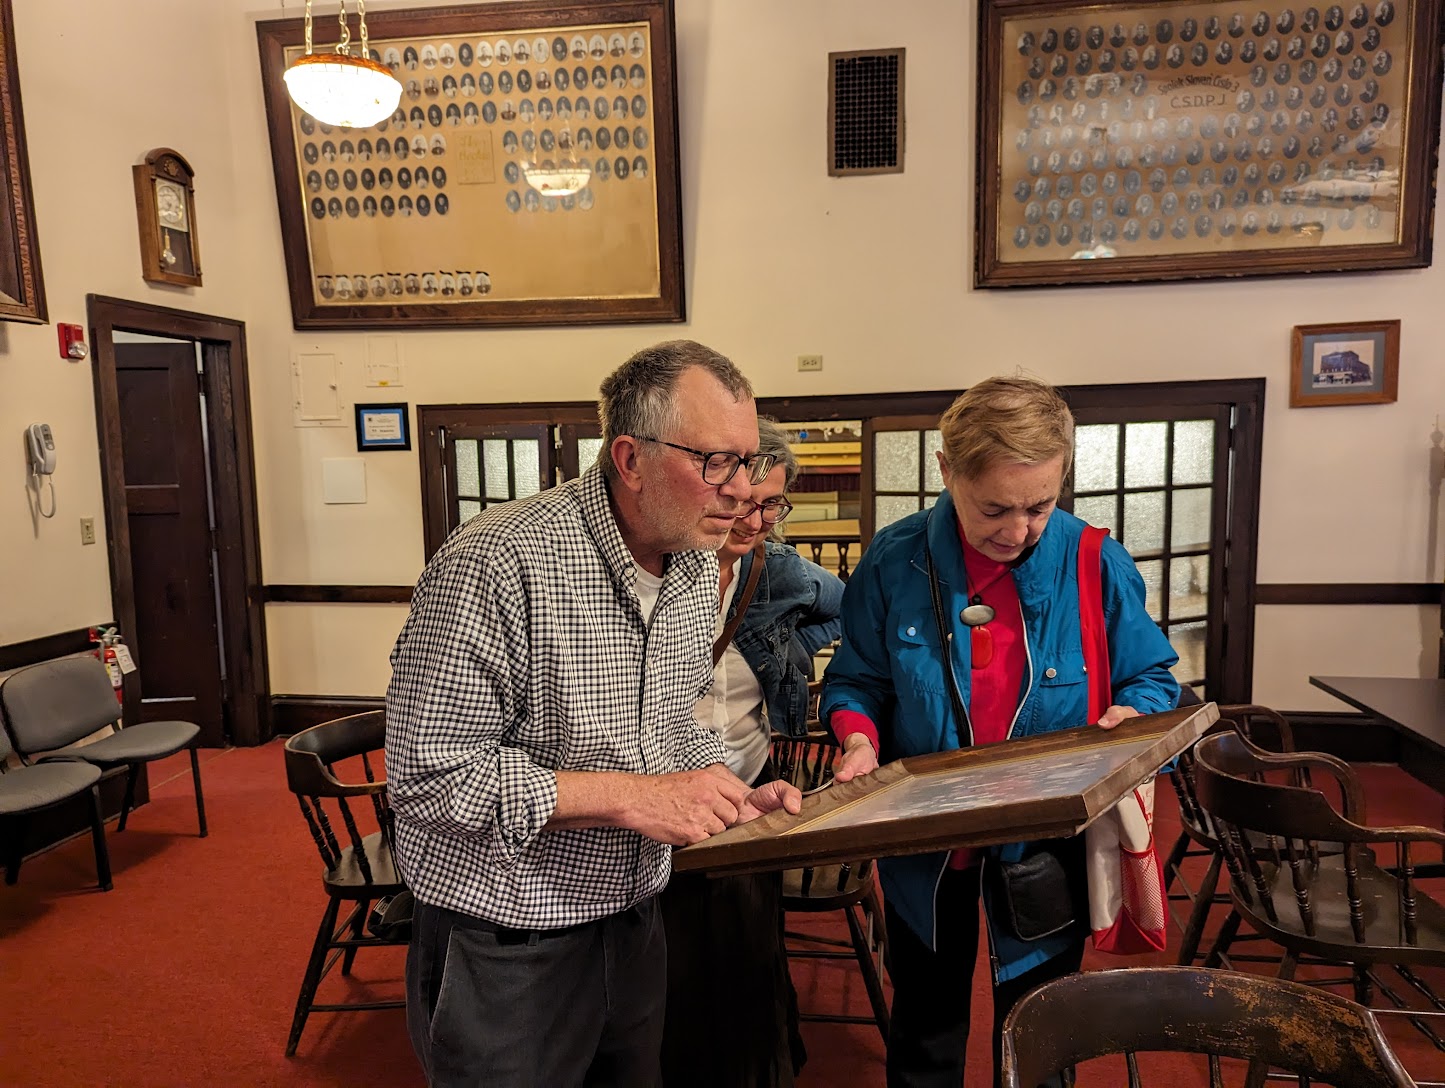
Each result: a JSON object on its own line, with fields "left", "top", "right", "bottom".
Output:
{"left": 3, "top": 1, "right": 1441, "bottom": 709}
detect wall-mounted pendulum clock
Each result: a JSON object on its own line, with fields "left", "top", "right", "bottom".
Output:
{"left": 133, "top": 148, "right": 202, "bottom": 287}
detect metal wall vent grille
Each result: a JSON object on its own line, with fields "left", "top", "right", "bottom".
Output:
{"left": 828, "top": 48, "right": 905, "bottom": 176}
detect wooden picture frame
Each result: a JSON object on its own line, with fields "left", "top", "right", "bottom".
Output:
{"left": 132, "top": 149, "right": 202, "bottom": 288}
{"left": 1290, "top": 317, "right": 1399, "bottom": 406}
{"left": 674, "top": 703, "right": 1218, "bottom": 877}
{"left": 974, "top": 0, "right": 1444, "bottom": 289}
{"left": 0, "top": 0, "right": 45, "bottom": 324}
{"left": 354, "top": 401, "right": 412, "bottom": 450}
{"left": 256, "top": 0, "right": 684, "bottom": 330}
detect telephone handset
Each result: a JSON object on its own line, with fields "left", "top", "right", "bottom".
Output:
{"left": 27, "top": 422, "right": 55, "bottom": 475}
{"left": 25, "top": 422, "right": 56, "bottom": 518}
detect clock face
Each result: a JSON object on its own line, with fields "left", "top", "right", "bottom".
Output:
{"left": 155, "top": 179, "right": 188, "bottom": 230}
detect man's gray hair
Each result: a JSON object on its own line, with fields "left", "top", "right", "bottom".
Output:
{"left": 756, "top": 417, "right": 800, "bottom": 489}
{"left": 597, "top": 340, "right": 754, "bottom": 478}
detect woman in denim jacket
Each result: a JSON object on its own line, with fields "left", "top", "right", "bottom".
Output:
{"left": 821, "top": 378, "right": 1179, "bottom": 1088}
{"left": 661, "top": 417, "right": 844, "bottom": 1088}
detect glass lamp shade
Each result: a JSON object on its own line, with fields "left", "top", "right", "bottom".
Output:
{"left": 522, "top": 162, "right": 592, "bottom": 197}
{"left": 284, "top": 52, "right": 402, "bottom": 129}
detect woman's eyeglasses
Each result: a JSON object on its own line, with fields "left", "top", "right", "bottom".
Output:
{"left": 634, "top": 436, "right": 777, "bottom": 487}
{"left": 736, "top": 498, "right": 793, "bottom": 525}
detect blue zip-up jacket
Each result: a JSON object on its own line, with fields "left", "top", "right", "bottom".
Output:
{"left": 820, "top": 493, "right": 1178, "bottom": 980}
{"left": 728, "top": 542, "right": 845, "bottom": 737}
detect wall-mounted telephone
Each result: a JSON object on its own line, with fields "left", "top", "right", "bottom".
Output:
{"left": 27, "top": 422, "right": 55, "bottom": 475}
{"left": 25, "top": 422, "right": 56, "bottom": 518}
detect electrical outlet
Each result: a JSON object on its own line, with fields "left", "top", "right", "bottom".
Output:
{"left": 797, "top": 354, "right": 824, "bottom": 372}
{"left": 80, "top": 517, "right": 96, "bottom": 545}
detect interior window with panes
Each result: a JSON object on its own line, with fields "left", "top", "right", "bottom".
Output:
{"left": 1069, "top": 418, "right": 1219, "bottom": 701}
{"left": 418, "top": 382, "right": 1260, "bottom": 701}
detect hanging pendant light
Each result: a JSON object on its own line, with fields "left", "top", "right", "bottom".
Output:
{"left": 284, "top": 0, "right": 402, "bottom": 129}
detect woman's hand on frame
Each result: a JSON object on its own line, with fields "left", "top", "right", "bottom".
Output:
{"left": 833, "top": 732, "right": 879, "bottom": 782}
{"left": 1096, "top": 705, "right": 1141, "bottom": 730}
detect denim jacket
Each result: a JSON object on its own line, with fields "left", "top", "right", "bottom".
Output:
{"left": 726, "top": 542, "right": 845, "bottom": 736}
{"left": 820, "top": 494, "right": 1179, "bottom": 980}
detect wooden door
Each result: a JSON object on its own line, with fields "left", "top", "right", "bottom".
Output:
{"left": 114, "top": 342, "right": 225, "bottom": 744}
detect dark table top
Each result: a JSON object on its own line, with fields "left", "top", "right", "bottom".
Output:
{"left": 1310, "top": 675, "right": 1445, "bottom": 751}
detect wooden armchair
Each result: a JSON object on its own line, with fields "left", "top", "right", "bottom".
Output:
{"left": 1002, "top": 967, "right": 1415, "bottom": 1087}
{"left": 1164, "top": 703, "right": 1309, "bottom": 966}
{"left": 1192, "top": 730, "right": 1445, "bottom": 1060}
{"left": 282, "top": 711, "right": 406, "bottom": 1056}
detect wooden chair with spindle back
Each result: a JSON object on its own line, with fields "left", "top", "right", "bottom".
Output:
{"left": 1164, "top": 702, "right": 1309, "bottom": 967}
{"left": 770, "top": 727, "right": 890, "bottom": 1040}
{"left": 1002, "top": 967, "right": 1416, "bottom": 1087}
{"left": 1192, "top": 730, "right": 1445, "bottom": 1059}
{"left": 282, "top": 711, "right": 407, "bottom": 1056}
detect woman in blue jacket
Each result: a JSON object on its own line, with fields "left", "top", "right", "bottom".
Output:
{"left": 661, "top": 417, "right": 845, "bottom": 1087}
{"left": 820, "top": 378, "right": 1179, "bottom": 1088}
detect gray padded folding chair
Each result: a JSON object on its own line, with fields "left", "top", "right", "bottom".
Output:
{"left": 0, "top": 718, "right": 113, "bottom": 890}
{"left": 0, "top": 656, "right": 207, "bottom": 840}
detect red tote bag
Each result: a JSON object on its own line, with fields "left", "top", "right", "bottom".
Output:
{"left": 1078, "top": 526, "right": 1168, "bottom": 955}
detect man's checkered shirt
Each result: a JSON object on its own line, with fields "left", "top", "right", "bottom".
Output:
{"left": 385, "top": 464, "right": 730, "bottom": 928}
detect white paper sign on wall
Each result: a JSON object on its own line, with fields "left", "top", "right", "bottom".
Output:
{"left": 293, "top": 352, "right": 347, "bottom": 427}
{"left": 321, "top": 458, "right": 367, "bottom": 504}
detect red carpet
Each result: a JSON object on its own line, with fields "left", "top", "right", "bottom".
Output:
{"left": 2, "top": 744, "right": 1444, "bottom": 1086}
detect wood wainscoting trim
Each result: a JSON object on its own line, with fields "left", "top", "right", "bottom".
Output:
{"left": 273, "top": 581, "right": 1440, "bottom": 609}
{"left": 0, "top": 624, "right": 112, "bottom": 673}
{"left": 271, "top": 695, "right": 386, "bottom": 735}
{"left": 1281, "top": 710, "right": 1397, "bottom": 763}
{"left": 1256, "top": 583, "right": 1439, "bottom": 606}
{"left": 264, "top": 585, "right": 414, "bottom": 604}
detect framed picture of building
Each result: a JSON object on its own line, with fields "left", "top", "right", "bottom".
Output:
{"left": 256, "top": 0, "right": 683, "bottom": 329}
{"left": 673, "top": 703, "right": 1218, "bottom": 877}
{"left": 1290, "top": 318, "right": 1399, "bottom": 407}
{"left": 974, "top": 0, "right": 1444, "bottom": 289}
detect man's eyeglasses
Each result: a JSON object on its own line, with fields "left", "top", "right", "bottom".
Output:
{"left": 635, "top": 437, "right": 777, "bottom": 487}
{"left": 737, "top": 498, "right": 794, "bottom": 525}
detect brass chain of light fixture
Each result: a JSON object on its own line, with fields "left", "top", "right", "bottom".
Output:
{"left": 333, "top": 0, "right": 350, "bottom": 55}
{"left": 300, "top": 0, "right": 372, "bottom": 59}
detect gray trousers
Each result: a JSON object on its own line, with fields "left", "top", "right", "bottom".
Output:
{"left": 406, "top": 896, "right": 666, "bottom": 1087}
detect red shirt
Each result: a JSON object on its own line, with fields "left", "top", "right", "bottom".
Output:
{"left": 959, "top": 530, "right": 1025, "bottom": 749}
{"left": 949, "top": 529, "right": 1024, "bottom": 868}
{"left": 832, "top": 522, "right": 1027, "bottom": 870}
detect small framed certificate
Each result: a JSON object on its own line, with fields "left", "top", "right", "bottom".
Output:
{"left": 355, "top": 402, "right": 411, "bottom": 451}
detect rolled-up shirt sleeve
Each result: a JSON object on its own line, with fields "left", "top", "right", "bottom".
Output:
{"left": 676, "top": 720, "right": 730, "bottom": 772}
{"left": 386, "top": 547, "right": 559, "bottom": 864}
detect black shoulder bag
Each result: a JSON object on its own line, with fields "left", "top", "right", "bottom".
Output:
{"left": 924, "top": 535, "right": 1082, "bottom": 943}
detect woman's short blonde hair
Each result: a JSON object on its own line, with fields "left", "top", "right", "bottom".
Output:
{"left": 938, "top": 377, "right": 1075, "bottom": 482}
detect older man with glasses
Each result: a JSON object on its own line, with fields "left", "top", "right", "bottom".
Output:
{"left": 387, "top": 341, "right": 802, "bottom": 1087}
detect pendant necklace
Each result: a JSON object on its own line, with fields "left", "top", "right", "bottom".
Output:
{"left": 960, "top": 565, "right": 1015, "bottom": 669}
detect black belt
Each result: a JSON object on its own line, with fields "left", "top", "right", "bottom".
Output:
{"left": 456, "top": 898, "right": 652, "bottom": 945}
{"left": 481, "top": 920, "right": 588, "bottom": 945}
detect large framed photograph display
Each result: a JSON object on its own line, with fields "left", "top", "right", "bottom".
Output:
{"left": 0, "top": 0, "right": 45, "bottom": 324}
{"left": 256, "top": 1, "right": 683, "bottom": 329}
{"left": 975, "top": 0, "right": 1444, "bottom": 289}
{"left": 674, "top": 703, "right": 1219, "bottom": 877}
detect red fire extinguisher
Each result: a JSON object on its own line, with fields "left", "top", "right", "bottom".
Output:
{"left": 90, "top": 626, "right": 124, "bottom": 707}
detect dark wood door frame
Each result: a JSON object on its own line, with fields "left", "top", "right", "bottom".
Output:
{"left": 87, "top": 295, "right": 270, "bottom": 746}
